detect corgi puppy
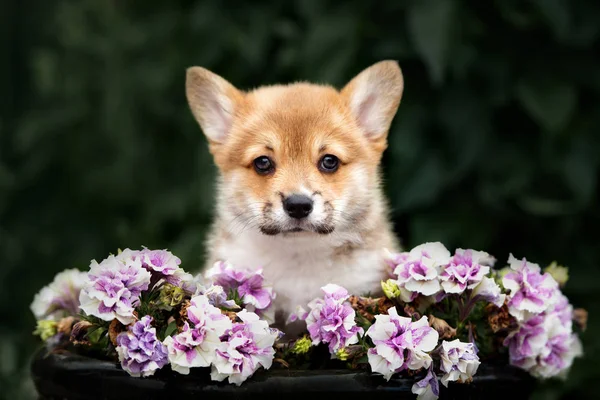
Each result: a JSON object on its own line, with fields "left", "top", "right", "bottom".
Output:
{"left": 186, "top": 61, "right": 404, "bottom": 327}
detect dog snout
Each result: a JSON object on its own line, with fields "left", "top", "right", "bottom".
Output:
{"left": 283, "top": 194, "right": 313, "bottom": 219}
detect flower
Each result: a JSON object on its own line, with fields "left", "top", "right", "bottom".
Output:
{"left": 471, "top": 277, "right": 506, "bottom": 307}
{"left": 411, "top": 366, "right": 440, "bottom": 400}
{"left": 291, "top": 336, "right": 312, "bottom": 355}
{"left": 138, "top": 248, "right": 181, "bottom": 276}
{"left": 381, "top": 279, "right": 401, "bottom": 299}
{"left": 205, "top": 261, "right": 275, "bottom": 313}
{"left": 33, "top": 320, "right": 58, "bottom": 341}
{"left": 202, "top": 284, "right": 240, "bottom": 310}
{"left": 393, "top": 242, "right": 451, "bottom": 299}
{"left": 544, "top": 262, "right": 569, "bottom": 287}
{"left": 439, "top": 249, "right": 492, "bottom": 294}
{"left": 79, "top": 254, "right": 151, "bottom": 324}
{"left": 504, "top": 290, "right": 582, "bottom": 380}
{"left": 305, "top": 284, "right": 363, "bottom": 354}
{"left": 366, "top": 308, "right": 439, "bottom": 380}
{"left": 439, "top": 339, "right": 480, "bottom": 386}
{"left": 164, "top": 294, "right": 232, "bottom": 374}
{"left": 286, "top": 305, "right": 309, "bottom": 324}
{"left": 115, "top": 316, "right": 168, "bottom": 377}
{"left": 502, "top": 255, "right": 560, "bottom": 321}
{"left": 210, "top": 310, "right": 279, "bottom": 386}
{"left": 384, "top": 249, "right": 409, "bottom": 279}
{"left": 31, "top": 269, "right": 88, "bottom": 321}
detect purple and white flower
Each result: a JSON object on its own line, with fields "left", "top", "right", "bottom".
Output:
{"left": 505, "top": 313, "right": 582, "bottom": 378}
{"left": 439, "top": 249, "right": 493, "bottom": 294}
{"left": 502, "top": 255, "right": 560, "bottom": 321}
{"left": 79, "top": 254, "right": 151, "bottom": 324}
{"left": 210, "top": 310, "right": 279, "bottom": 386}
{"left": 366, "top": 308, "right": 439, "bottom": 380}
{"left": 471, "top": 277, "right": 506, "bottom": 307}
{"left": 393, "top": 242, "right": 452, "bottom": 299}
{"left": 164, "top": 294, "right": 232, "bottom": 374}
{"left": 138, "top": 248, "right": 181, "bottom": 276}
{"left": 305, "top": 284, "right": 363, "bottom": 354}
{"left": 384, "top": 249, "right": 409, "bottom": 279}
{"left": 504, "top": 296, "right": 582, "bottom": 379}
{"left": 31, "top": 268, "right": 88, "bottom": 321}
{"left": 115, "top": 316, "right": 168, "bottom": 377}
{"left": 439, "top": 339, "right": 480, "bottom": 386}
{"left": 412, "top": 366, "right": 440, "bottom": 400}
{"left": 205, "top": 261, "right": 275, "bottom": 317}
{"left": 202, "top": 284, "right": 240, "bottom": 310}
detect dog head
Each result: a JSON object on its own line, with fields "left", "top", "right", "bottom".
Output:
{"left": 186, "top": 61, "right": 403, "bottom": 236}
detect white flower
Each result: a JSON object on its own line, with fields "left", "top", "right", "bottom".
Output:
{"left": 471, "top": 277, "right": 506, "bottom": 307}
{"left": 366, "top": 308, "right": 439, "bottom": 381}
{"left": 164, "top": 295, "right": 232, "bottom": 374}
{"left": 394, "top": 242, "right": 451, "bottom": 297}
{"left": 412, "top": 367, "right": 440, "bottom": 400}
{"left": 31, "top": 269, "right": 88, "bottom": 320}
{"left": 79, "top": 254, "right": 151, "bottom": 325}
{"left": 210, "top": 310, "right": 279, "bottom": 386}
{"left": 439, "top": 249, "right": 492, "bottom": 294}
{"left": 502, "top": 254, "right": 560, "bottom": 321}
{"left": 439, "top": 339, "right": 481, "bottom": 386}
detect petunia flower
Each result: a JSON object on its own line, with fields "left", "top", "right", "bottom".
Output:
{"left": 31, "top": 268, "right": 88, "bottom": 321}
{"left": 470, "top": 276, "right": 506, "bottom": 307}
{"left": 79, "top": 254, "right": 151, "bottom": 325}
{"left": 210, "top": 310, "right": 279, "bottom": 386}
{"left": 366, "top": 308, "right": 439, "bottom": 381}
{"left": 502, "top": 254, "right": 560, "bottom": 321}
{"left": 439, "top": 249, "right": 493, "bottom": 294}
{"left": 205, "top": 261, "right": 275, "bottom": 317}
{"left": 504, "top": 296, "right": 582, "bottom": 379}
{"left": 164, "top": 294, "right": 232, "bottom": 374}
{"left": 439, "top": 339, "right": 480, "bottom": 386}
{"left": 304, "top": 284, "right": 363, "bottom": 354}
{"left": 411, "top": 366, "right": 440, "bottom": 400}
{"left": 393, "top": 242, "right": 452, "bottom": 299}
{"left": 115, "top": 316, "right": 168, "bottom": 377}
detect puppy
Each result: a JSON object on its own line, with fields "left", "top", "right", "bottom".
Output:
{"left": 186, "top": 61, "right": 404, "bottom": 326}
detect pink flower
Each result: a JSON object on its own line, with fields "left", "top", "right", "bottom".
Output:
{"left": 393, "top": 242, "right": 451, "bottom": 299}
{"left": 210, "top": 310, "right": 279, "bottom": 386}
{"left": 366, "top": 308, "right": 439, "bottom": 380}
{"left": 502, "top": 255, "right": 560, "bottom": 321}
{"left": 305, "top": 284, "right": 363, "bottom": 354}
{"left": 439, "top": 249, "right": 493, "bottom": 294}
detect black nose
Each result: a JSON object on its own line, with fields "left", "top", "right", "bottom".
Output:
{"left": 283, "top": 194, "right": 313, "bottom": 219}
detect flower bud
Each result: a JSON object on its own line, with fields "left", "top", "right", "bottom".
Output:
{"left": 381, "top": 279, "right": 401, "bottom": 300}
{"left": 544, "top": 262, "right": 569, "bottom": 287}
{"left": 34, "top": 320, "right": 58, "bottom": 341}
{"left": 291, "top": 336, "right": 312, "bottom": 355}
{"left": 428, "top": 315, "right": 457, "bottom": 340}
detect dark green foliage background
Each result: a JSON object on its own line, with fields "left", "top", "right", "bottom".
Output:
{"left": 1, "top": 0, "right": 598, "bottom": 398}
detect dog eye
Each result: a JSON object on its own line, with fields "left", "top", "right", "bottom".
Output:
{"left": 253, "top": 156, "right": 275, "bottom": 175}
{"left": 319, "top": 154, "right": 339, "bottom": 173}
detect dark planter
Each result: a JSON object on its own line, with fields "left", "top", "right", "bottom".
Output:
{"left": 31, "top": 346, "right": 536, "bottom": 400}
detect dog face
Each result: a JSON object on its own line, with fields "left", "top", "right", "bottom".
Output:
{"left": 186, "top": 61, "right": 403, "bottom": 236}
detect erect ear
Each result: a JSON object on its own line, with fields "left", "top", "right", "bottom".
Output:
{"left": 341, "top": 61, "right": 404, "bottom": 142}
{"left": 186, "top": 67, "right": 243, "bottom": 144}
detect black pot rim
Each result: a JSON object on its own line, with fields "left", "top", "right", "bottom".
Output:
{"left": 31, "top": 345, "right": 536, "bottom": 400}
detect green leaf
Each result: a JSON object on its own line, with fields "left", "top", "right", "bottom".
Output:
{"left": 164, "top": 321, "right": 178, "bottom": 339}
{"left": 516, "top": 79, "right": 577, "bottom": 132}
{"left": 407, "top": 0, "right": 457, "bottom": 84}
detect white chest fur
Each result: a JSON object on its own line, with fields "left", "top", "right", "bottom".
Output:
{"left": 211, "top": 230, "right": 387, "bottom": 317}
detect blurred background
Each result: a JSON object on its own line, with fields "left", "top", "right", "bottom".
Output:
{"left": 1, "top": 0, "right": 599, "bottom": 398}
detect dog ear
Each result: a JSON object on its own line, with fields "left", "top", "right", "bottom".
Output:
{"left": 341, "top": 61, "right": 404, "bottom": 143}
{"left": 186, "top": 67, "right": 244, "bottom": 143}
